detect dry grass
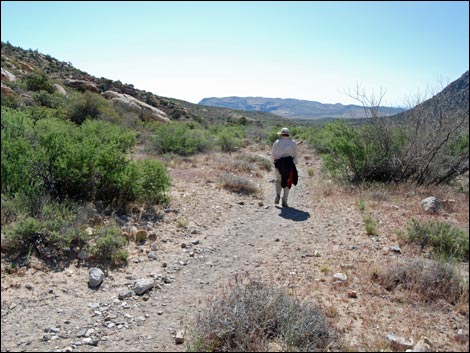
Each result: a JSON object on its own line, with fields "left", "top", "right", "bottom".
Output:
{"left": 219, "top": 173, "right": 260, "bottom": 196}
{"left": 374, "top": 257, "right": 468, "bottom": 305}
{"left": 187, "top": 276, "right": 341, "bottom": 352}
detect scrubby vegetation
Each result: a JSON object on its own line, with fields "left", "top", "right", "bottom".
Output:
{"left": 187, "top": 277, "right": 340, "bottom": 352}
{"left": 301, "top": 116, "right": 468, "bottom": 185}
{"left": 375, "top": 257, "right": 468, "bottom": 305}
{"left": 406, "top": 218, "right": 469, "bottom": 262}
{"left": 1, "top": 42, "right": 280, "bottom": 267}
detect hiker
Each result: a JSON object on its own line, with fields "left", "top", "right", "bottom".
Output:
{"left": 271, "top": 127, "right": 298, "bottom": 207}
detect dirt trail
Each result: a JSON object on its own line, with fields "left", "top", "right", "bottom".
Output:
{"left": 1, "top": 145, "right": 468, "bottom": 352}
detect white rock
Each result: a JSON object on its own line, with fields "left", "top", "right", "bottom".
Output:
{"left": 133, "top": 279, "right": 155, "bottom": 295}
{"left": 88, "top": 268, "right": 104, "bottom": 288}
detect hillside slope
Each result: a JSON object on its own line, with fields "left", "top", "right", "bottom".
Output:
{"left": 1, "top": 41, "right": 286, "bottom": 125}
{"left": 392, "top": 70, "right": 469, "bottom": 122}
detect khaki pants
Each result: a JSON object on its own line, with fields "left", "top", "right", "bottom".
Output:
{"left": 274, "top": 168, "right": 290, "bottom": 202}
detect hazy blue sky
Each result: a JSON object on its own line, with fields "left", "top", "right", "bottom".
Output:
{"left": 1, "top": 1, "right": 469, "bottom": 107}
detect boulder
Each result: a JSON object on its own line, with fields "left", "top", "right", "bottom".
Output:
{"left": 1, "top": 83, "right": 16, "bottom": 97}
{"left": 133, "top": 278, "right": 155, "bottom": 295}
{"left": 1, "top": 67, "right": 16, "bottom": 81}
{"left": 53, "top": 83, "right": 67, "bottom": 96}
{"left": 411, "top": 336, "right": 434, "bottom": 352}
{"left": 64, "top": 79, "right": 99, "bottom": 93}
{"left": 88, "top": 268, "right": 105, "bottom": 288}
{"left": 102, "top": 90, "right": 170, "bottom": 123}
{"left": 421, "top": 196, "right": 441, "bottom": 213}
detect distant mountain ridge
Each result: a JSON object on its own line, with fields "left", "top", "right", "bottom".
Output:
{"left": 199, "top": 96, "right": 405, "bottom": 120}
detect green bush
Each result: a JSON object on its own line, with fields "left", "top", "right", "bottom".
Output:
{"left": 89, "top": 224, "right": 128, "bottom": 265}
{"left": 321, "top": 120, "right": 406, "bottom": 183}
{"left": 32, "top": 90, "right": 66, "bottom": 109}
{"left": 111, "top": 158, "right": 170, "bottom": 207}
{"left": 1, "top": 90, "right": 22, "bottom": 108}
{"left": 1, "top": 108, "right": 172, "bottom": 209}
{"left": 213, "top": 125, "right": 244, "bottom": 152}
{"left": 27, "top": 105, "right": 67, "bottom": 122}
{"left": 136, "top": 158, "right": 170, "bottom": 204}
{"left": 67, "top": 91, "right": 120, "bottom": 124}
{"left": 25, "top": 71, "right": 54, "bottom": 93}
{"left": 2, "top": 107, "right": 170, "bottom": 210}
{"left": 3, "top": 200, "right": 88, "bottom": 262}
{"left": 1, "top": 108, "right": 41, "bottom": 197}
{"left": 32, "top": 118, "right": 135, "bottom": 200}
{"left": 151, "top": 123, "right": 213, "bottom": 155}
{"left": 314, "top": 108, "right": 469, "bottom": 185}
{"left": 407, "top": 218, "right": 469, "bottom": 262}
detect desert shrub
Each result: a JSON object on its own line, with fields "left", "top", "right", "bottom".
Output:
{"left": 302, "top": 126, "right": 333, "bottom": 154}
{"left": 267, "top": 125, "right": 303, "bottom": 145}
{"left": 2, "top": 199, "right": 88, "bottom": 263}
{"left": 110, "top": 158, "right": 170, "bottom": 207}
{"left": 89, "top": 223, "right": 128, "bottom": 265}
{"left": 2, "top": 108, "right": 170, "bottom": 210}
{"left": 318, "top": 99, "right": 469, "bottom": 185}
{"left": 267, "top": 128, "right": 280, "bottom": 145}
{"left": 26, "top": 105, "right": 67, "bottom": 122}
{"left": 236, "top": 154, "right": 272, "bottom": 172}
{"left": 363, "top": 213, "right": 377, "bottom": 235}
{"left": 25, "top": 71, "right": 54, "bottom": 93}
{"left": 219, "top": 173, "right": 260, "bottom": 195}
{"left": 213, "top": 125, "right": 245, "bottom": 152}
{"left": 67, "top": 91, "right": 120, "bottom": 124}
{"left": 32, "top": 118, "right": 135, "bottom": 200}
{"left": 397, "top": 100, "right": 469, "bottom": 185}
{"left": 375, "top": 257, "right": 467, "bottom": 304}
{"left": 1, "top": 90, "right": 22, "bottom": 108}
{"left": 216, "top": 130, "right": 240, "bottom": 152}
{"left": 1, "top": 107, "right": 42, "bottom": 198}
{"left": 226, "top": 159, "right": 254, "bottom": 174}
{"left": 406, "top": 218, "right": 469, "bottom": 262}
{"left": 151, "top": 123, "right": 213, "bottom": 155}
{"left": 187, "top": 278, "right": 339, "bottom": 352}
{"left": 32, "top": 90, "right": 66, "bottom": 108}
{"left": 322, "top": 120, "right": 407, "bottom": 183}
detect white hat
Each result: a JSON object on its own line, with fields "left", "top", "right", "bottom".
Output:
{"left": 277, "top": 127, "right": 290, "bottom": 136}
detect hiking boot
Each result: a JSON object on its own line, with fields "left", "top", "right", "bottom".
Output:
{"left": 282, "top": 200, "right": 288, "bottom": 207}
{"left": 274, "top": 195, "right": 280, "bottom": 205}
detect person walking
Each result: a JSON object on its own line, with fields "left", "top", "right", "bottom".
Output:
{"left": 271, "top": 127, "right": 298, "bottom": 207}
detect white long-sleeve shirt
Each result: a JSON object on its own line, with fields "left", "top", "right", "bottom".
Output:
{"left": 271, "top": 137, "right": 298, "bottom": 165}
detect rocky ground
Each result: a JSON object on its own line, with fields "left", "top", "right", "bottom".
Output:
{"left": 1, "top": 143, "right": 469, "bottom": 352}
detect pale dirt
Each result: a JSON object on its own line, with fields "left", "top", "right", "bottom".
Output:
{"left": 1, "top": 143, "right": 469, "bottom": 352}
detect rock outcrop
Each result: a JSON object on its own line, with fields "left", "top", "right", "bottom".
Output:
{"left": 1, "top": 67, "right": 16, "bottom": 81}
{"left": 102, "top": 90, "right": 170, "bottom": 123}
{"left": 64, "top": 79, "right": 99, "bottom": 93}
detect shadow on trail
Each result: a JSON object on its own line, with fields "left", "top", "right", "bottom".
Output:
{"left": 276, "top": 206, "right": 310, "bottom": 222}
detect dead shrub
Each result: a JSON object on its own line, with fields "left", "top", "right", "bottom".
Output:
{"left": 236, "top": 154, "right": 273, "bottom": 172}
{"left": 375, "top": 257, "right": 467, "bottom": 305}
{"left": 219, "top": 173, "right": 260, "bottom": 195}
{"left": 187, "top": 277, "right": 340, "bottom": 352}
